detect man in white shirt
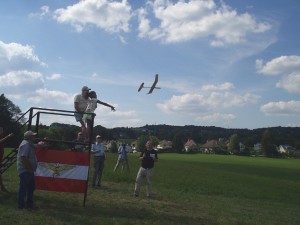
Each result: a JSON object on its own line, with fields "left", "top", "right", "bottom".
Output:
{"left": 91, "top": 135, "right": 106, "bottom": 187}
{"left": 74, "top": 86, "right": 90, "bottom": 138}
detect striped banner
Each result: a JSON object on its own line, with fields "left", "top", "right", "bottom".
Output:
{"left": 35, "top": 149, "right": 90, "bottom": 193}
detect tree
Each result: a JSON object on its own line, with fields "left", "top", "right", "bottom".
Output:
{"left": 228, "top": 134, "right": 239, "bottom": 154}
{"left": 172, "top": 132, "right": 184, "bottom": 153}
{"left": 0, "top": 94, "right": 23, "bottom": 147}
{"left": 136, "top": 135, "right": 149, "bottom": 151}
{"left": 0, "top": 94, "right": 22, "bottom": 123}
{"left": 109, "top": 141, "right": 118, "bottom": 153}
{"left": 261, "top": 129, "right": 277, "bottom": 157}
{"left": 148, "top": 135, "right": 159, "bottom": 147}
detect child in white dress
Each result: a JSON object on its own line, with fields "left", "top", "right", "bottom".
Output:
{"left": 83, "top": 91, "right": 115, "bottom": 141}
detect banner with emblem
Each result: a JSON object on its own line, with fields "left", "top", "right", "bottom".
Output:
{"left": 35, "top": 149, "right": 90, "bottom": 193}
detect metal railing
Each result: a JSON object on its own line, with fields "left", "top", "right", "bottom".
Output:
{"left": 1, "top": 107, "right": 95, "bottom": 174}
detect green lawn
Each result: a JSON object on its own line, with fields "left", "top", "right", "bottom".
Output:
{"left": 1, "top": 150, "right": 300, "bottom": 225}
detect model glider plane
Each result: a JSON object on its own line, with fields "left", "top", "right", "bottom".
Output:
{"left": 138, "top": 74, "right": 160, "bottom": 94}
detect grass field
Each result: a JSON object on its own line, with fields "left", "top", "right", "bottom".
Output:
{"left": 1, "top": 150, "right": 300, "bottom": 225}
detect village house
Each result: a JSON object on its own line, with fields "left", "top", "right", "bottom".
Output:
{"left": 200, "top": 139, "right": 227, "bottom": 153}
{"left": 184, "top": 139, "right": 197, "bottom": 152}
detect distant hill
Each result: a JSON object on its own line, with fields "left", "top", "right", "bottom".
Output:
{"left": 93, "top": 124, "right": 300, "bottom": 148}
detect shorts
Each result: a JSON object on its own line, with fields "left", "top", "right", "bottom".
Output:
{"left": 82, "top": 114, "right": 92, "bottom": 121}
{"left": 74, "top": 112, "right": 83, "bottom": 122}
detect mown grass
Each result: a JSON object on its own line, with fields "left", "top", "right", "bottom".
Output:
{"left": 1, "top": 150, "right": 300, "bottom": 225}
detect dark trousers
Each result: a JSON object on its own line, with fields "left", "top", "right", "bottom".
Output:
{"left": 92, "top": 156, "right": 105, "bottom": 186}
{"left": 18, "top": 172, "right": 35, "bottom": 208}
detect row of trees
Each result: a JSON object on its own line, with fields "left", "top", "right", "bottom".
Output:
{"left": 227, "top": 129, "right": 278, "bottom": 157}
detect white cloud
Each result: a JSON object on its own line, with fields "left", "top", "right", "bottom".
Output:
{"left": 256, "top": 55, "right": 300, "bottom": 75}
{"left": 29, "top": 5, "right": 50, "bottom": 19}
{"left": 157, "top": 93, "right": 206, "bottom": 114}
{"left": 0, "top": 70, "right": 44, "bottom": 91}
{"left": 261, "top": 100, "right": 300, "bottom": 116}
{"left": 202, "top": 82, "right": 234, "bottom": 91}
{"left": 276, "top": 72, "right": 300, "bottom": 94}
{"left": 0, "top": 41, "right": 46, "bottom": 72}
{"left": 54, "top": 0, "right": 132, "bottom": 33}
{"left": 27, "top": 88, "right": 74, "bottom": 106}
{"left": 256, "top": 55, "right": 300, "bottom": 93}
{"left": 98, "top": 117, "right": 143, "bottom": 128}
{"left": 157, "top": 90, "right": 260, "bottom": 114}
{"left": 46, "top": 73, "right": 62, "bottom": 80}
{"left": 93, "top": 108, "right": 142, "bottom": 128}
{"left": 108, "top": 110, "right": 136, "bottom": 117}
{"left": 196, "top": 113, "right": 236, "bottom": 123}
{"left": 157, "top": 81, "right": 260, "bottom": 125}
{"left": 137, "top": 0, "right": 271, "bottom": 45}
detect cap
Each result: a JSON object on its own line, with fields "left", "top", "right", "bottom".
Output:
{"left": 96, "top": 135, "right": 102, "bottom": 138}
{"left": 24, "top": 130, "right": 37, "bottom": 138}
{"left": 82, "top": 86, "right": 91, "bottom": 91}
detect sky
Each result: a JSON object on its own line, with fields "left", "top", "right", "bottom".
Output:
{"left": 0, "top": 0, "right": 300, "bottom": 129}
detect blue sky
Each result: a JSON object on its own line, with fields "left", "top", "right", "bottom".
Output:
{"left": 1, "top": 0, "right": 300, "bottom": 129}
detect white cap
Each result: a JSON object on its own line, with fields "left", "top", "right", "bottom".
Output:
{"left": 96, "top": 135, "right": 101, "bottom": 138}
{"left": 24, "top": 130, "right": 37, "bottom": 138}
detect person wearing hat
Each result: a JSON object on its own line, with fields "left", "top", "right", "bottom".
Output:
{"left": 17, "top": 130, "right": 39, "bottom": 210}
{"left": 74, "top": 86, "right": 91, "bottom": 137}
{"left": 91, "top": 135, "right": 106, "bottom": 187}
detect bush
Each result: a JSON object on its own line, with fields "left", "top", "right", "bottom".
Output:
{"left": 109, "top": 141, "right": 118, "bottom": 153}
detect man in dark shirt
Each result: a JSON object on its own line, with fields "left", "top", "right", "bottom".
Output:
{"left": 71, "top": 132, "right": 85, "bottom": 152}
{"left": 134, "top": 140, "right": 158, "bottom": 198}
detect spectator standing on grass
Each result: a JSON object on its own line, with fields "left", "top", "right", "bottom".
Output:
{"left": 17, "top": 130, "right": 39, "bottom": 210}
{"left": 133, "top": 140, "right": 158, "bottom": 198}
{"left": 83, "top": 91, "right": 115, "bottom": 142}
{"left": 114, "top": 143, "right": 130, "bottom": 172}
{"left": 74, "top": 86, "right": 91, "bottom": 138}
{"left": 0, "top": 127, "right": 13, "bottom": 192}
{"left": 91, "top": 135, "right": 106, "bottom": 188}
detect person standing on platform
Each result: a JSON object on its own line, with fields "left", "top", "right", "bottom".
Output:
{"left": 74, "top": 86, "right": 91, "bottom": 138}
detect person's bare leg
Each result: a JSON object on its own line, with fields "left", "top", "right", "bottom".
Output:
{"left": 85, "top": 120, "right": 92, "bottom": 142}
{"left": 79, "top": 120, "right": 87, "bottom": 140}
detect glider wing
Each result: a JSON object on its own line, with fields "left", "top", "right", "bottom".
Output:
{"left": 148, "top": 74, "right": 158, "bottom": 94}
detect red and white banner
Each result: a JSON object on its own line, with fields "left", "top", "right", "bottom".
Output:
{"left": 35, "top": 149, "right": 90, "bottom": 193}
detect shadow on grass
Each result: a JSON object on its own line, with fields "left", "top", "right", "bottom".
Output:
{"left": 29, "top": 187, "right": 208, "bottom": 225}
{"left": 40, "top": 200, "right": 205, "bottom": 225}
